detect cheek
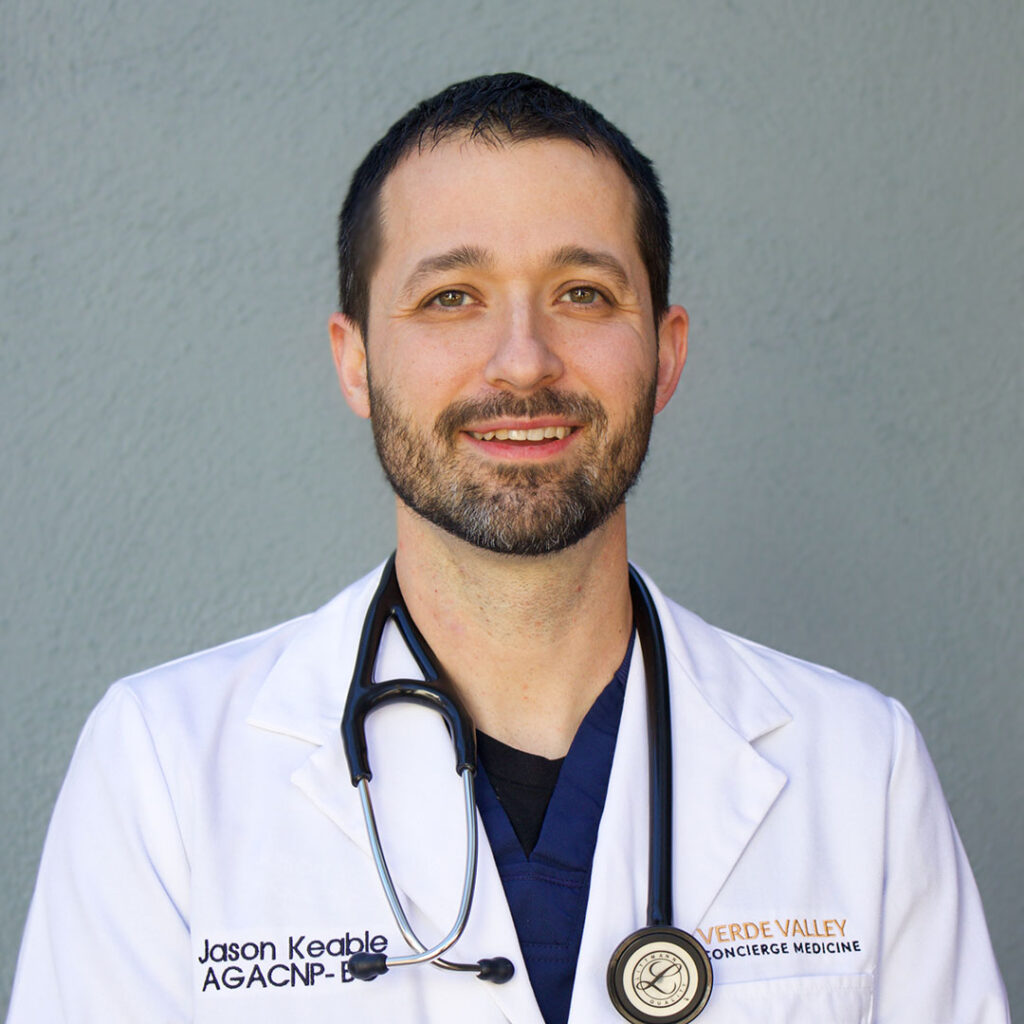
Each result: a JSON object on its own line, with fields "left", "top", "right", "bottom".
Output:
{"left": 369, "top": 343, "right": 475, "bottom": 422}
{"left": 383, "top": 322, "right": 488, "bottom": 386}
{"left": 572, "top": 334, "right": 655, "bottom": 394}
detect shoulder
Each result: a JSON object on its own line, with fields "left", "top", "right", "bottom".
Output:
{"left": 643, "top": 570, "right": 945, "bottom": 832}
{"left": 638, "top": 569, "right": 907, "bottom": 762}
{"left": 718, "top": 619, "right": 897, "bottom": 722}
{"left": 84, "top": 564, "right": 383, "bottom": 759}
{"left": 714, "top": 620, "right": 914, "bottom": 766}
{"left": 87, "top": 612, "right": 312, "bottom": 753}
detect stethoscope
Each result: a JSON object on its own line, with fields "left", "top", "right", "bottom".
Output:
{"left": 341, "top": 555, "right": 713, "bottom": 1024}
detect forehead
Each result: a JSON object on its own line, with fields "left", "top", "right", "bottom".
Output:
{"left": 373, "top": 135, "right": 642, "bottom": 284}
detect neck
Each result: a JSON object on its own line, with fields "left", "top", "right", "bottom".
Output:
{"left": 393, "top": 505, "right": 634, "bottom": 758}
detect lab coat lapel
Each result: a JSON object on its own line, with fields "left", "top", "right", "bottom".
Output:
{"left": 247, "top": 565, "right": 543, "bottom": 1022}
{"left": 659, "top": 582, "right": 792, "bottom": 930}
{"left": 569, "top": 572, "right": 790, "bottom": 1023}
{"left": 246, "top": 566, "right": 378, "bottom": 862}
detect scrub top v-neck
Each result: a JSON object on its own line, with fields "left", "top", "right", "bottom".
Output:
{"left": 475, "top": 635, "right": 633, "bottom": 1024}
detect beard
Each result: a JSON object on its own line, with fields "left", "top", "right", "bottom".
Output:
{"left": 368, "top": 379, "right": 657, "bottom": 556}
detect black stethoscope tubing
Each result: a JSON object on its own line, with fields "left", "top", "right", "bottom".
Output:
{"left": 630, "top": 564, "right": 673, "bottom": 931}
{"left": 340, "top": 555, "right": 712, "bottom": 1022}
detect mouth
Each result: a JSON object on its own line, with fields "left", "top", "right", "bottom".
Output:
{"left": 467, "top": 425, "right": 574, "bottom": 443}
{"left": 460, "top": 421, "right": 579, "bottom": 460}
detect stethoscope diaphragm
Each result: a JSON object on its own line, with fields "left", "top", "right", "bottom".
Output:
{"left": 607, "top": 926, "right": 713, "bottom": 1024}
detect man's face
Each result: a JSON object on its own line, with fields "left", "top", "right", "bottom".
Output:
{"left": 334, "top": 136, "right": 685, "bottom": 555}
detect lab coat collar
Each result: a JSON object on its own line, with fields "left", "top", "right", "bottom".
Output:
{"left": 246, "top": 565, "right": 380, "bottom": 745}
{"left": 246, "top": 563, "right": 791, "bottom": 750}
{"left": 637, "top": 565, "right": 792, "bottom": 745}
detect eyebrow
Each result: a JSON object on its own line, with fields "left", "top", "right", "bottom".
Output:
{"left": 549, "top": 245, "right": 634, "bottom": 294}
{"left": 399, "top": 245, "right": 493, "bottom": 301}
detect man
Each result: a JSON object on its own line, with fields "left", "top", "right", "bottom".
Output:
{"left": 9, "top": 74, "right": 1008, "bottom": 1023}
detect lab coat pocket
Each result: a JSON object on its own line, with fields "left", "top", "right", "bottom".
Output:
{"left": 702, "top": 973, "right": 873, "bottom": 1023}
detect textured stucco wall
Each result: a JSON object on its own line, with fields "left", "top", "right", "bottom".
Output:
{"left": 2, "top": 0, "right": 1021, "bottom": 1014}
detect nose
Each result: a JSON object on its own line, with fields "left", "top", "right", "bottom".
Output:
{"left": 484, "top": 302, "right": 563, "bottom": 393}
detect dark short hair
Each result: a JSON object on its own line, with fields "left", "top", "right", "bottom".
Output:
{"left": 336, "top": 72, "right": 672, "bottom": 337}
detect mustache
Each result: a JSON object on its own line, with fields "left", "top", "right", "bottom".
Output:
{"left": 434, "top": 389, "right": 608, "bottom": 439}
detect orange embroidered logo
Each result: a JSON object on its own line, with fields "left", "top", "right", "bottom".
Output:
{"left": 693, "top": 917, "right": 862, "bottom": 964}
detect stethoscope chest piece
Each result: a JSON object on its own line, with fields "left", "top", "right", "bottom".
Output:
{"left": 607, "top": 926, "right": 713, "bottom": 1024}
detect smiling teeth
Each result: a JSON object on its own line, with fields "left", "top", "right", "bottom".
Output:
{"left": 470, "top": 426, "right": 572, "bottom": 441}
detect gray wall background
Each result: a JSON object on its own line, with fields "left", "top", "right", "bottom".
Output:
{"left": 2, "top": 0, "right": 1021, "bottom": 1014}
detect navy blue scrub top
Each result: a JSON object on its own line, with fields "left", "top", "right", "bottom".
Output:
{"left": 475, "top": 634, "right": 633, "bottom": 1024}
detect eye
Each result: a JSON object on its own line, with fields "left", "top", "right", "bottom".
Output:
{"left": 559, "top": 285, "right": 605, "bottom": 306}
{"left": 428, "top": 289, "right": 474, "bottom": 308}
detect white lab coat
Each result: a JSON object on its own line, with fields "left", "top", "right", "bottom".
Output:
{"left": 8, "top": 565, "right": 1009, "bottom": 1023}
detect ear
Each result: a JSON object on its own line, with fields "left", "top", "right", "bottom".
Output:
{"left": 329, "top": 312, "right": 371, "bottom": 419}
{"left": 653, "top": 304, "right": 688, "bottom": 414}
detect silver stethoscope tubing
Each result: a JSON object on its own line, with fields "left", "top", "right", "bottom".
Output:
{"left": 340, "top": 555, "right": 712, "bottom": 1023}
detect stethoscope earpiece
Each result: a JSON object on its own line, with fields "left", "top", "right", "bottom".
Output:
{"left": 476, "top": 956, "right": 515, "bottom": 983}
{"left": 348, "top": 952, "right": 388, "bottom": 980}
